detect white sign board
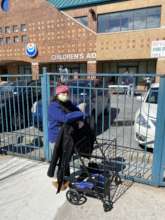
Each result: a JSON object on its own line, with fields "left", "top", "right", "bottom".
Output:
{"left": 151, "top": 40, "right": 165, "bottom": 58}
{"left": 51, "top": 52, "right": 96, "bottom": 61}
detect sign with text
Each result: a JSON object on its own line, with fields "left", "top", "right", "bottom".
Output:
{"left": 51, "top": 52, "right": 96, "bottom": 61}
{"left": 151, "top": 41, "right": 165, "bottom": 58}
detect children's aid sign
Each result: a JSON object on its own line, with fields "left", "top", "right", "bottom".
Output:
{"left": 51, "top": 52, "right": 96, "bottom": 61}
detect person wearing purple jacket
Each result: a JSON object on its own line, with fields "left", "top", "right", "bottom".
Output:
{"left": 48, "top": 85, "right": 85, "bottom": 190}
{"left": 48, "top": 85, "right": 84, "bottom": 158}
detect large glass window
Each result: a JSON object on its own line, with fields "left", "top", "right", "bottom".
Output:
{"left": 147, "top": 7, "right": 160, "bottom": 28}
{"left": 133, "top": 8, "right": 146, "bottom": 30}
{"left": 98, "top": 14, "right": 109, "bottom": 32}
{"left": 75, "top": 16, "right": 88, "bottom": 27}
{"left": 98, "top": 6, "right": 161, "bottom": 33}
{"left": 109, "top": 13, "right": 121, "bottom": 32}
{"left": 121, "top": 11, "right": 133, "bottom": 31}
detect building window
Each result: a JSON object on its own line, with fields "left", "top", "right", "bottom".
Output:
{"left": 147, "top": 7, "right": 161, "bottom": 28}
{"left": 21, "top": 35, "right": 28, "bottom": 43}
{"left": 13, "top": 25, "right": 19, "bottom": 33}
{"left": 75, "top": 16, "right": 88, "bottom": 27}
{"left": 20, "top": 24, "right": 27, "bottom": 32}
{"left": 98, "top": 6, "right": 161, "bottom": 33}
{"left": 13, "top": 36, "right": 19, "bottom": 43}
{"left": 109, "top": 13, "right": 121, "bottom": 32}
{"left": 133, "top": 8, "right": 146, "bottom": 30}
{"left": 0, "top": 27, "right": 3, "bottom": 34}
{"left": 5, "top": 26, "right": 10, "bottom": 33}
{"left": 0, "top": 38, "right": 4, "bottom": 45}
{"left": 6, "top": 37, "right": 11, "bottom": 44}
{"left": 121, "top": 11, "right": 133, "bottom": 31}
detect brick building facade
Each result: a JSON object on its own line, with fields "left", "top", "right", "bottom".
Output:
{"left": 0, "top": 0, "right": 164, "bottom": 83}
{"left": 0, "top": 0, "right": 96, "bottom": 80}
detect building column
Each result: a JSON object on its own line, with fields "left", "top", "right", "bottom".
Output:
{"left": 156, "top": 59, "right": 165, "bottom": 75}
{"left": 32, "top": 62, "right": 39, "bottom": 80}
{"left": 87, "top": 61, "right": 96, "bottom": 75}
{"left": 156, "top": 59, "right": 165, "bottom": 82}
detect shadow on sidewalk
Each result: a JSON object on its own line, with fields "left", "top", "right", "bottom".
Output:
{"left": 112, "top": 180, "right": 134, "bottom": 203}
{"left": 0, "top": 156, "right": 42, "bottom": 182}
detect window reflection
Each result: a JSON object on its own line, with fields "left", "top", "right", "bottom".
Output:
{"left": 75, "top": 16, "right": 88, "bottom": 27}
{"left": 121, "top": 11, "right": 133, "bottom": 31}
{"left": 133, "top": 9, "right": 146, "bottom": 30}
{"left": 98, "top": 6, "right": 161, "bottom": 33}
{"left": 147, "top": 7, "right": 160, "bottom": 28}
{"left": 109, "top": 13, "right": 120, "bottom": 32}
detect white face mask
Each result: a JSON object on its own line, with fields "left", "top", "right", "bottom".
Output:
{"left": 58, "top": 93, "right": 69, "bottom": 102}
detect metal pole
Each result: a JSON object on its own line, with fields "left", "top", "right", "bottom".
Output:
{"left": 41, "top": 67, "right": 50, "bottom": 161}
{"left": 152, "top": 75, "right": 165, "bottom": 186}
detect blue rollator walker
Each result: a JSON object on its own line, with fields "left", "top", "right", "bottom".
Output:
{"left": 66, "top": 138, "right": 123, "bottom": 212}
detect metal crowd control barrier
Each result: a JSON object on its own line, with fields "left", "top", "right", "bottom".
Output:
{"left": 0, "top": 75, "right": 44, "bottom": 160}
{"left": 152, "top": 75, "right": 165, "bottom": 186}
{"left": 0, "top": 72, "right": 164, "bottom": 187}
{"left": 42, "top": 72, "right": 165, "bottom": 187}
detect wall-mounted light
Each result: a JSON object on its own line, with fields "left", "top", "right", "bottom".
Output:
{"left": 89, "top": 8, "right": 97, "bottom": 21}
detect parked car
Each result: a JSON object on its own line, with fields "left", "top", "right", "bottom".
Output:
{"left": 31, "top": 79, "right": 110, "bottom": 130}
{"left": 109, "top": 75, "right": 135, "bottom": 95}
{"left": 0, "top": 80, "right": 42, "bottom": 132}
{"left": 134, "top": 83, "right": 158, "bottom": 148}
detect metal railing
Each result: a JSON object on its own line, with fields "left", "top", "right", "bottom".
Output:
{"left": 0, "top": 75, "right": 44, "bottom": 160}
{"left": 41, "top": 72, "right": 165, "bottom": 186}
{"left": 0, "top": 72, "right": 164, "bottom": 186}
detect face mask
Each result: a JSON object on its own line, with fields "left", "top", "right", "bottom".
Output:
{"left": 58, "top": 93, "right": 69, "bottom": 102}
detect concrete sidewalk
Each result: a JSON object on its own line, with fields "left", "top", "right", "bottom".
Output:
{"left": 0, "top": 156, "right": 66, "bottom": 220}
{"left": 56, "top": 182, "right": 165, "bottom": 220}
{"left": 0, "top": 156, "right": 165, "bottom": 220}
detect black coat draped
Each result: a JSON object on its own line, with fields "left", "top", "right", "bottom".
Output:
{"left": 47, "top": 121, "right": 95, "bottom": 193}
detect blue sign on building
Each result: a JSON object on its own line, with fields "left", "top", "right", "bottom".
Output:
{"left": 1, "top": 0, "right": 9, "bottom": 12}
{"left": 25, "top": 43, "right": 38, "bottom": 58}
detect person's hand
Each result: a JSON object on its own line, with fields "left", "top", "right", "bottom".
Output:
{"left": 77, "top": 121, "right": 84, "bottom": 129}
{"left": 77, "top": 103, "right": 86, "bottom": 112}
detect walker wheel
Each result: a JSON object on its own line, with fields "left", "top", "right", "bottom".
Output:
{"left": 103, "top": 201, "right": 113, "bottom": 212}
{"left": 66, "top": 189, "right": 80, "bottom": 205}
{"left": 66, "top": 189, "right": 87, "bottom": 205}
{"left": 114, "top": 175, "right": 122, "bottom": 185}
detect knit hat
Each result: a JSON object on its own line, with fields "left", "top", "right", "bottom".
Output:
{"left": 56, "top": 85, "right": 69, "bottom": 95}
